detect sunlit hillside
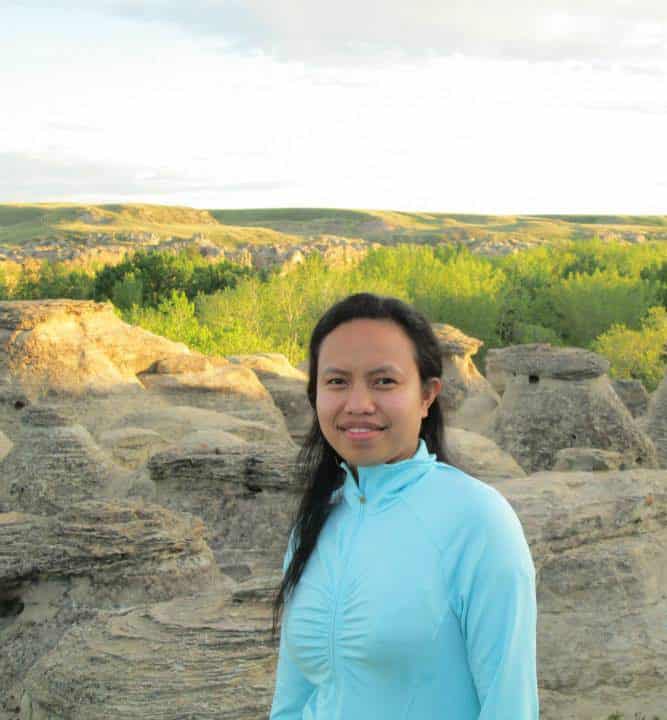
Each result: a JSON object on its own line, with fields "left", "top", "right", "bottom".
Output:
{"left": 1, "top": 202, "right": 666, "bottom": 250}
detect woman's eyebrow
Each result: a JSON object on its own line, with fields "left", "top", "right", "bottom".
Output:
{"left": 321, "top": 364, "right": 403, "bottom": 375}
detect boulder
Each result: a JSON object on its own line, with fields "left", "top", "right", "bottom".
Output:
{"left": 18, "top": 584, "right": 274, "bottom": 720}
{"left": 137, "top": 362, "right": 289, "bottom": 432}
{"left": 226, "top": 353, "right": 312, "bottom": 443}
{"left": 110, "top": 405, "right": 291, "bottom": 447}
{"left": 430, "top": 323, "right": 500, "bottom": 432}
{"left": 0, "top": 499, "right": 222, "bottom": 716}
{"left": 0, "top": 299, "right": 200, "bottom": 400}
{"left": 488, "top": 344, "right": 658, "bottom": 472}
{"left": 611, "top": 378, "right": 650, "bottom": 418}
{"left": 553, "top": 447, "right": 627, "bottom": 472}
{"left": 0, "top": 404, "right": 134, "bottom": 515}
{"left": 443, "top": 426, "right": 525, "bottom": 481}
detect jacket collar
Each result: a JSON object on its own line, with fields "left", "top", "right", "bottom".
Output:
{"left": 331, "top": 438, "right": 437, "bottom": 513}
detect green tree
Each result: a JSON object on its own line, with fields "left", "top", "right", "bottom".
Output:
{"left": 593, "top": 306, "right": 667, "bottom": 391}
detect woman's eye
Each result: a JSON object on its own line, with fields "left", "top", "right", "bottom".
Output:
{"left": 326, "top": 378, "right": 345, "bottom": 385}
{"left": 376, "top": 378, "right": 396, "bottom": 385}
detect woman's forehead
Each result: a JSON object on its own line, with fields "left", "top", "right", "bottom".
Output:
{"left": 318, "top": 321, "right": 417, "bottom": 369}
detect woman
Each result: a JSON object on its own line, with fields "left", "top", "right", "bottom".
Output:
{"left": 269, "top": 293, "right": 539, "bottom": 719}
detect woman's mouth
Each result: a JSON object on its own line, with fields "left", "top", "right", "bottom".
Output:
{"left": 339, "top": 426, "right": 386, "bottom": 440}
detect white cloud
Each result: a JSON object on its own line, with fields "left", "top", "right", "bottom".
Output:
{"left": 9, "top": 0, "right": 667, "bottom": 63}
{"left": 0, "top": 152, "right": 291, "bottom": 203}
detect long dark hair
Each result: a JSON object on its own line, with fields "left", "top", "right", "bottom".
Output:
{"left": 270, "top": 292, "right": 448, "bottom": 643}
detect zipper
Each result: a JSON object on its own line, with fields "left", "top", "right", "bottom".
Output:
{"left": 329, "top": 491, "right": 366, "bottom": 678}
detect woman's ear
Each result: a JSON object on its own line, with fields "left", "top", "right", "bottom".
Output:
{"left": 421, "top": 377, "right": 443, "bottom": 415}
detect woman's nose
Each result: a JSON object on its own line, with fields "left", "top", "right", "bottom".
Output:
{"left": 344, "top": 382, "right": 375, "bottom": 412}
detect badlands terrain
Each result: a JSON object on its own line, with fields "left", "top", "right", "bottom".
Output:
{"left": 0, "top": 298, "right": 665, "bottom": 719}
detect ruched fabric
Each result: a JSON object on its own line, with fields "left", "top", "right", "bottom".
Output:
{"left": 269, "top": 439, "right": 539, "bottom": 719}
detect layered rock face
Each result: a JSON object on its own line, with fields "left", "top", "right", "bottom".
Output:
{"left": 485, "top": 343, "right": 658, "bottom": 473}
{"left": 0, "top": 500, "right": 221, "bottom": 715}
{"left": 13, "top": 470, "right": 667, "bottom": 720}
{"left": 0, "top": 301, "right": 666, "bottom": 720}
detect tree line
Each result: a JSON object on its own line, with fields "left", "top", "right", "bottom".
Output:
{"left": 1, "top": 237, "right": 666, "bottom": 390}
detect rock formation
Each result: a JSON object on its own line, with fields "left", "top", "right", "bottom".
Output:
{"left": 0, "top": 499, "right": 221, "bottom": 716}
{"left": 1, "top": 301, "right": 666, "bottom": 720}
{"left": 11, "top": 469, "right": 667, "bottom": 720}
{"left": 431, "top": 323, "right": 500, "bottom": 433}
{"left": 486, "top": 343, "right": 658, "bottom": 473}
{"left": 443, "top": 426, "right": 526, "bottom": 481}
{"left": 611, "top": 378, "right": 650, "bottom": 418}
{"left": 0, "top": 405, "right": 133, "bottom": 515}
{"left": 226, "top": 353, "right": 312, "bottom": 443}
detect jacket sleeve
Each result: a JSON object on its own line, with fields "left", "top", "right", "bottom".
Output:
{"left": 458, "top": 490, "right": 540, "bottom": 720}
{"left": 269, "top": 529, "right": 317, "bottom": 719}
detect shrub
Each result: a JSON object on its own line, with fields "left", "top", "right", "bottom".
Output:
{"left": 592, "top": 306, "right": 667, "bottom": 392}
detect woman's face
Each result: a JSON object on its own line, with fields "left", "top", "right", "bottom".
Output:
{"left": 315, "top": 318, "right": 442, "bottom": 474}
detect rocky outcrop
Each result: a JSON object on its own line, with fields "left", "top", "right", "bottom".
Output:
{"left": 2, "top": 299, "right": 667, "bottom": 720}
{"left": 512, "top": 468, "right": 667, "bottom": 720}
{"left": 611, "top": 378, "right": 650, "bottom": 418}
{"left": 431, "top": 323, "right": 500, "bottom": 432}
{"left": 487, "top": 344, "right": 658, "bottom": 473}
{"left": 0, "top": 299, "right": 196, "bottom": 399}
{"left": 137, "top": 360, "right": 288, "bottom": 430}
{"left": 0, "top": 499, "right": 221, "bottom": 716}
{"left": 552, "top": 447, "right": 627, "bottom": 472}
{"left": 443, "top": 426, "right": 525, "bottom": 481}
{"left": 0, "top": 405, "right": 133, "bottom": 515}
{"left": 13, "top": 469, "right": 667, "bottom": 720}
{"left": 147, "top": 440, "right": 300, "bottom": 566}
{"left": 226, "top": 353, "right": 312, "bottom": 442}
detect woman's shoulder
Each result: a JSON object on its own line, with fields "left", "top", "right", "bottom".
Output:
{"left": 409, "top": 461, "right": 529, "bottom": 551}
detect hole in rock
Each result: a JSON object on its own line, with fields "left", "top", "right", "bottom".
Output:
{"left": 14, "top": 400, "right": 25, "bottom": 410}
{"left": 528, "top": 375, "right": 539, "bottom": 384}
{"left": 0, "top": 595, "right": 25, "bottom": 625}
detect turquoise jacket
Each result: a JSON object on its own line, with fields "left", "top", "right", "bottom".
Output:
{"left": 269, "top": 438, "right": 539, "bottom": 719}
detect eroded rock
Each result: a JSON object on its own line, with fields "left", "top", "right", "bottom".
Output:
{"left": 444, "top": 426, "right": 525, "bottom": 481}
{"left": 227, "top": 353, "right": 312, "bottom": 443}
{"left": 488, "top": 344, "right": 658, "bottom": 472}
{"left": 0, "top": 405, "right": 133, "bottom": 514}
{"left": 431, "top": 323, "right": 500, "bottom": 432}
{"left": 0, "top": 499, "right": 221, "bottom": 716}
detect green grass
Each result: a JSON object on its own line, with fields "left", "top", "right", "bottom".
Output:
{"left": 0, "top": 202, "right": 666, "bottom": 251}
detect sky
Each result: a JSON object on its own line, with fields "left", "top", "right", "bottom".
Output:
{"left": 2, "top": 1, "right": 666, "bottom": 214}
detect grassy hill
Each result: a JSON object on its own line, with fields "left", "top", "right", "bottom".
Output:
{"left": 1, "top": 202, "right": 666, "bottom": 250}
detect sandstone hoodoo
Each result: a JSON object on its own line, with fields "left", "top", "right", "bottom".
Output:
{"left": 430, "top": 322, "right": 500, "bottom": 433}
{"left": 486, "top": 343, "right": 659, "bottom": 473}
